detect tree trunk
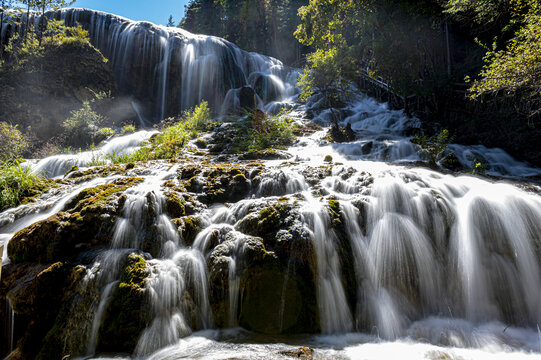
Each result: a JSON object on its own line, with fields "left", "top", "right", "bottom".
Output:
{"left": 24, "top": 2, "right": 30, "bottom": 42}
{"left": 445, "top": 20, "right": 452, "bottom": 77}
{"left": 0, "top": 0, "right": 4, "bottom": 59}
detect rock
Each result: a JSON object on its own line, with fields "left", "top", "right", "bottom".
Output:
{"left": 280, "top": 347, "right": 314, "bottom": 359}
{"left": 361, "top": 141, "right": 373, "bottom": 155}
{"left": 324, "top": 155, "right": 333, "bottom": 163}
{"left": 239, "top": 149, "right": 292, "bottom": 161}
{"left": 8, "top": 178, "right": 142, "bottom": 264}
{"left": 239, "top": 86, "right": 258, "bottom": 114}
{"left": 98, "top": 254, "right": 150, "bottom": 353}
{"left": 174, "top": 216, "right": 203, "bottom": 246}
{"left": 181, "top": 164, "right": 257, "bottom": 204}
{"left": 327, "top": 123, "right": 356, "bottom": 143}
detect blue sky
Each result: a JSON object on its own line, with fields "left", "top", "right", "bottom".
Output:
{"left": 69, "top": 0, "right": 191, "bottom": 25}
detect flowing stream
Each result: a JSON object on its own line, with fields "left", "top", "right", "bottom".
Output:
{"left": 1, "top": 8, "right": 541, "bottom": 360}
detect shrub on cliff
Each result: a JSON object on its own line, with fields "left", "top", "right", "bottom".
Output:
{"left": 62, "top": 101, "right": 106, "bottom": 147}
{"left": 0, "top": 121, "right": 29, "bottom": 162}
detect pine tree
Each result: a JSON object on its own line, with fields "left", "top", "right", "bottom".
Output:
{"left": 167, "top": 14, "right": 174, "bottom": 27}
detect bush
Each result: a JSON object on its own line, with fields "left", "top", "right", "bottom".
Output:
{"left": 231, "top": 110, "right": 296, "bottom": 152}
{"left": 184, "top": 100, "right": 212, "bottom": 134}
{"left": 412, "top": 129, "right": 454, "bottom": 167}
{"left": 94, "top": 127, "right": 116, "bottom": 143}
{"left": 0, "top": 122, "right": 29, "bottom": 162}
{"left": 0, "top": 161, "right": 46, "bottom": 211}
{"left": 121, "top": 125, "right": 136, "bottom": 135}
{"left": 62, "top": 101, "right": 106, "bottom": 147}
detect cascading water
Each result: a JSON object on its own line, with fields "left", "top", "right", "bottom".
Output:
{"left": 2, "top": 8, "right": 541, "bottom": 360}
{"left": 30, "top": 130, "right": 157, "bottom": 178}
{"left": 0, "top": 9, "right": 297, "bottom": 120}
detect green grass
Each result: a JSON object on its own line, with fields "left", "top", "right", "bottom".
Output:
{"left": 89, "top": 101, "right": 213, "bottom": 166}
{"left": 0, "top": 161, "right": 49, "bottom": 211}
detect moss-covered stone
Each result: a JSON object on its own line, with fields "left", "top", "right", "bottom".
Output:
{"left": 239, "top": 149, "right": 292, "bottom": 160}
{"left": 237, "top": 203, "right": 291, "bottom": 239}
{"left": 0, "top": 262, "right": 71, "bottom": 360}
{"left": 181, "top": 164, "right": 254, "bottom": 204}
{"left": 98, "top": 253, "right": 150, "bottom": 353}
{"left": 208, "top": 232, "right": 319, "bottom": 334}
{"left": 8, "top": 178, "right": 143, "bottom": 264}
{"left": 173, "top": 216, "right": 202, "bottom": 246}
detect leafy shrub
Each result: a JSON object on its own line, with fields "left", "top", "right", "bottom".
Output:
{"left": 0, "top": 122, "right": 29, "bottom": 162}
{"left": 62, "top": 101, "right": 106, "bottom": 147}
{"left": 94, "top": 127, "right": 116, "bottom": 143}
{"left": 121, "top": 125, "right": 136, "bottom": 134}
{"left": 184, "top": 100, "right": 212, "bottom": 134}
{"left": 412, "top": 129, "right": 454, "bottom": 167}
{"left": 95, "top": 102, "right": 212, "bottom": 165}
{"left": 0, "top": 161, "right": 46, "bottom": 211}
{"left": 230, "top": 110, "right": 296, "bottom": 152}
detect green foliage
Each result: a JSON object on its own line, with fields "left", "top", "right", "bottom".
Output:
{"left": 2, "top": 19, "right": 90, "bottom": 68}
{"left": 295, "top": 0, "right": 453, "bottom": 101}
{"left": 121, "top": 124, "right": 136, "bottom": 134}
{"left": 413, "top": 129, "right": 454, "bottom": 166}
{"left": 62, "top": 101, "right": 106, "bottom": 147}
{"left": 230, "top": 111, "right": 296, "bottom": 152}
{"left": 471, "top": 156, "right": 488, "bottom": 175}
{"left": 467, "top": 4, "right": 540, "bottom": 115}
{"left": 0, "top": 121, "right": 29, "bottom": 162}
{"left": 95, "top": 127, "right": 116, "bottom": 142}
{"left": 180, "top": 0, "right": 308, "bottom": 64}
{"left": 183, "top": 100, "right": 212, "bottom": 135}
{"left": 101, "top": 102, "right": 212, "bottom": 164}
{"left": 297, "top": 47, "right": 352, "bottom": 104}
{"left": 0, "top": 160, "right": 44, "bottom": 210}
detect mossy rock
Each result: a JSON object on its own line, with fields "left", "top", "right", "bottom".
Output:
{"left": 173, "top": 216, "right": 203, "bottom": 246}
{"left": 207, "top": 233, "right": 319, "bottom": 334}
{"left": 98, "top": 253, "right": 150, "bottom": 353}
{"left": 239, "top": 149, "right": 292, "bottom": 160}
{"left": 2, "top": 262, "right": 71, "bottom": 359}
{"left": 182, "top": 164, "right": 253, "bottom": 204}
{"left": 8, "top": 178, "right": 143, "bottom": 264}
{"left": 236, "top": 203, "right": 291, "bottom": 238}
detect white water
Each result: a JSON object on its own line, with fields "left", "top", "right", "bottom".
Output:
{"left": 2, "top": 9, "right": 541, "bottom": 360}
{"left": 31, "top": 130, "right": 157, "bottom": 178}
{"left": 0, "top": 9, "right": 298, "bottom": 120}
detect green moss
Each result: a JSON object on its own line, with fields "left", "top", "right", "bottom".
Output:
{"left": 257, "top": 204, "right": 291, "bottom": 235}
{"left": 120, "top": 254, "right": 148, "bottom": 291}
{"left": 328, "top": 199, "right": 342, "bottom": 228}
{"left": 65, "top": 177, "right": 143, "bottom": 214}
{"left": 174, "top": 216, "right": 202, "bottom": 246}
{"left": 98, "top": 253, "right": 150, "bottom": 353}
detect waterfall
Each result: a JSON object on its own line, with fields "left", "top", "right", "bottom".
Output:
{"left": 0, "top": 9, "right": 297, "bottom": 120}
{"left": 2, "top": 7, "right": 541, "bottom": 360}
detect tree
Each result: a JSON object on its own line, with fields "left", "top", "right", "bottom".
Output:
{"left": 62, "top": 100, "right": 106, "bottom": 147}
{"left": 179, "top": 0, "right": 308, "bottom": 64}
{"left": 35, "top": 0, "right": 74, "bottom": 44}
{"left": 447, "top": 0, "right": 541, "bottom": 117}
{"left": 295, "top": 0, "right": 452, "bottom": 99}
{"left": 0, "top": 0, "right": 15, "bottom": 60}
{"left": 167, "top": 14, "right": 174, "bottom": 27}
{"left": 0, "top": 122, "right": 29, "bottom": 162}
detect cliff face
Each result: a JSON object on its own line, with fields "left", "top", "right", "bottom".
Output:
{"left": 0, "top": 40, "right": 134, "bottom": 142}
